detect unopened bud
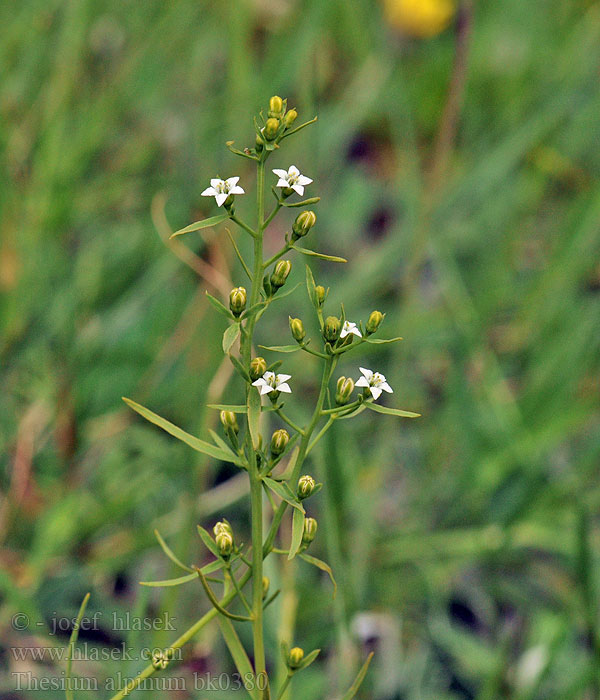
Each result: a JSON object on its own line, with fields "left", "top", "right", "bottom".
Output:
{"left": 323, "top": 316, "right": 341, "bottom": 343}
{"left": 335, "top": 376, "right": 355, "bottom": 406}
{"left": 302, "top": 517, "right": 318, "bottom": 546}
{"left": 366, "top": 310, "right": 385, "bottom": 335}
{"left": 270, "top": 260, "right": 292, "bottom": 290}
{"left": 268, "top": 95, "right": 284, "bottom": 118}
{"left": 292, "top": 210, "right": 316, "bottom": 240}
{"left": 289, "top": 317, "right": 305, "bottom": 343}
{"left": 264, "top": 118, "right": 279, "bottom": 141}
{"left": 297, "top": 475, "right": 315, "bottom": 500}
{"left": 288, "top": 646, "right": 304, "bottom": 669}
{"left": 315, "top": 286, "right": 326, "bottom": 307}
{"left": 220, "top": 410, "right": 239, "bottom": 434}
{"left": 249, "top": 357, "right": 267, "bottom": 381}
{"left": 270, "top": 429, "right": 289, "bottom": 456}
{"left": 216, "top": 531, "right": 233, "bottom": 558}
{"left": 213, "top": 520, "right": 233, "bottom": 537}
{"left": 229, "top": 287, "right": 247, "bottom": 317}
{"left": 262, "top": 576, "right": 270, "bottom": 598}
{"left": 255, "top": 133, "right": 264, "bottom": 152}
{"left": 284, "top": 109, "right": 298, "bottom": 129}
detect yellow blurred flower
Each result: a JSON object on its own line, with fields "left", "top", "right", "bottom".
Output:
{"left": 383, "top": 0, "right": 456, "bottom": 38}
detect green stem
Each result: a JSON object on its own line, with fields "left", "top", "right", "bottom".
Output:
{"left": 306, "top": 416, "right": 334, "bottom": 456}
{"left": 263, "top": 243, "right": 292, "bottom": 270}
{"left": 276, "top": 408, "right": 305, "bottom": 435}
{"left": 230, "top": 213, "right": 257, "bottom": 238}
{"left": 275, "top": 673, "right": 293, "bottom": 700}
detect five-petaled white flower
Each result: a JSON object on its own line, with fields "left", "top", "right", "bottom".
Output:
{"left": 252, "top": 371, "right": 292, "bottom": 396}
{"left": 355, "top": 367, "right": 393, "bottom": 401}
{"left": 272, "top": 165, "right": 313, "bottom": 196}
{"left": 340, "top": 321, "right": 362, "bottom": 339}
{"left": 201, "top": 177, "right": 245, "bottom": 207}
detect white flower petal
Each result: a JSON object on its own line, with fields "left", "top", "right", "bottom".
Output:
{"left": 252, "top": 378, "right": 266, "bottom": 387}
{"left": 297, "top": 175, "right": 313, "bottom": 186}
{"left": 288, "top": 165, "right": 300, "bottom": 175}
{"left": 277, "top": 383, "right": 292, "bottom": 393}
{"left": 229, "top": 185, "right": 245, "bottom": 195}
{"left": 276, "top": 374, "right": 291, "bottom": 383}
{"left": 263, "top": 372, "right": 275, "bottom": 382}
{"left": 351, "top": 327, "right": 362, "bottom": 337}
{"left": 355, "top": 377, "right": 370, "bottom": 388}
{"left": 226, "top": 176, "right": 240, "bottom": 187}
{"left": 291, "top": 184, "right": 304, "bottom": 196}
{"left": 260, "top": 384, "right": 274, "bottom": 395}
{"left": 340, "top": 327, "right": 349, "bottom": 338}
{"left": 380, "top": 382, "right": 393, "bottom": 394}
{"left": 201, "top": 187, "right": 217, "bottom": 197}
{"left": 276, "top": 178, "right": 289, "bottom": 188}
{"left": 370, "top": 386, "right": 383, "bottom": 400}
{"left": 359, "top": 367, "right": 373, "bottom": 380}
{"left": 272, "top": 169, "right": 288, "bottom": 178}
{"left": 215, "top": 192, "right": 228, "bottom": 207}
{"left": 210, "top": 178, "right": 223, "bottom": 188}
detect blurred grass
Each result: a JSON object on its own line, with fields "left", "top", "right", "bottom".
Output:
{"left": 1, "top": 0, "right": 600, "bottom": 698}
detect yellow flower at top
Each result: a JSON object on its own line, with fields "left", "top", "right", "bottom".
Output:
{"left": 383, "top": 0, "right": 456, "bottom": 38}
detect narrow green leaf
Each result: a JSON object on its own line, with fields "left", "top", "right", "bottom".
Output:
{"left": 217, "top": 619, "right": 260, "bottom": 700}
{"left": 263, "top": 477, "right": 305, "bottom": 512}
{"left": 292, "top": 245, "right": 347, "bottom": 263}
{"left": 170, "top": 212, "right": 229, "bottom": 238}
{"left": 206, "top": 291, "right": 235, "bottom": 319}
{"left": 208, "top": 429, "right": 235, "bottom": 456}
{"left": 299, "top": 553, "right": 337, "bottom": 597}
{"left": 259, "top": 344, "right": 301, "bottom": 353}
{"left": 277, "top": 446, "right": 300, "bottom": 481}
{"left": 365, "top": 403, "right": 421, "bottom": 418}
{"left": 305, "top": 264, "right": 318, "bottom": 307}
{"left": 207, "top": 404, "right": 248, "bottom": 413}
{"left": 154, "top": 529, "right": 193, "bottom": 573}
{"left": 298, "top": 648, "right": 321, "bottom": 671}
{"left": 65, "top": 592, "right": 90, "bottom": 700}
{"left": 139, "top": 572, "right": 197, "bottom": 588}
{"left": 283, "top": 196, "right": 321, "bottom": 208}
{"left": 337, "top": 404, "right": 368, "bottom": 420}
{"left": 247, "top": 388, "right": 262, "bottom": 451}
{"left": 197, "top": 525, "right": 220, "bottom": 558}
{"left": 123, "top": 397, "right": 240, "bottom": 463}
{"left": 363, "top": 336, "right": 403, "bottom": 345}
{"left": 228, "top": 354, "right": 251, "bottom": 382}
{"left": 222, "top": 323, "right": 240, "bottom": 354}
{"left": 288, "top": 508, "right": 305, "bottom": 560}
{"left": 341, "top": 652, "right": 375, "bottom": 700}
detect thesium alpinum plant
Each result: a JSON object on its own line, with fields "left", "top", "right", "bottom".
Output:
{"left": 65, "top": 96, "right": 419, "bottom": 700}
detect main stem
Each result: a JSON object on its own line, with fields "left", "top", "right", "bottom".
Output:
{"left": 249, "top": 156, "right": 266, "bottom": 687}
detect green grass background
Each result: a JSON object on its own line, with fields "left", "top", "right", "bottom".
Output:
{"left": 1, "top": 0, "right": 600, "bottom": 698}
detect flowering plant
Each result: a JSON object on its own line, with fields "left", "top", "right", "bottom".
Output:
{"left": 68, "top": 96, "right": 419, "bottom": 700}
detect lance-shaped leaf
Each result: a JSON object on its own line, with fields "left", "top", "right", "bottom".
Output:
{"left": 292, "top": 245, "right": 347, "bottom": 263}
{"left": 337, "top": 404, "right": 368, "bottom": 420}
{"left": 276, "top": 446, "right": 300, "bottom": 481}
{"left": 65, "top": 592, "right": 90, "bottom": 700}
{"left": 140, "top": 559, "right": 225, "bottom": 587}
{"left": 217, "top": 618, "right": 260, "bottom": 700}
{"left": 259, "top": 344, "right": 302, "bottom": 353}
{"left": 123, "top": 398, "right": 242, "bottom": 464}
{"left": 154, "top": 529, "right": 193, "bottom": 573}
{"left": 305, "top": 264, "right": 319, "bottom": 308}
{"left": 170, "top": 212, "right": 229, "bottom": 238}
{"left": 341, "top": 652, "right": 375, "bottom": 700}
{"left": 206, "top": 291, "right": 235, "bottom": 319}
{"left": 222, "top": 323, "right": 240, "bottom": 354}
{"left": 299, "top": 553, "right": 337, "bottom": 597}
{"left": 263, "top": 477, "right": 305, "bottom": 513}
{"left": 288, "top": 508, "right": 305, "bottom": 560}
{"left": 365, "top": 403, "right": 421, "bottom": 418}
{"left": 208, "top": 429, "right": 235, "bottom": 455}
{"left": 228, "top": 354, "right": 251, "bottom": 382}
{"left": 297, "top": 648, "right": 321, "bottom": 671}
{"left": 197, "top": 525, "right": 221, "bottom": 558}
{"left": 196, "top": 568, "right": 252, "bottom": 622}
{"left": 247, "top": 386, "right": 262, "bottom": 451}
{"left": 283, "top": 196, "right": 321, "bottom": 208}
{"left": 363, "top": 336, "right": 403, "bottom": 345}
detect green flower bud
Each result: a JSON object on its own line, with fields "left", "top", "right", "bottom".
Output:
{"left": 288, "top": 646, "right": 304, "bottom": 669}
{"left": 366, "top": 310, "right": 385, "bottom": 335}
{"left": 219, "top": 410, "right": 239, "bottom": 434}
{"left": 284, "top": 109, "right": 298, "bottom": 128}
{"left": 289, "top": 317, "right": 306, "bottom": 343}
{"left": 292, "top": 210, "right": 317, "bottom": 240}
{"left": 335, "top": 376, "right": 355, "bottom": 406}
{"left": 268, "top": 95, "right": 284, "bottom": 118}
{"left": 315, "top": 285, "right": 326, "bottom": 307}
{"left": 151, "top": 650, "right": 169, "bottom": 670}
{"left": 302, "top": 517, "right": 318, "bottom": 546}
{"left": 323, "top": 316, "right": 341, "bottom": 343}
{"left": 297, "top": 475, "right": 315, "bottom": 500}
{"left": 264, "top": 117, "right": 279, "bottom": 141}
{"left": 249, "top": 356, "right": 267, "bottom": 381}
{"left": 229, "top": 286, "right": 247, "bottom": 317}
{"left": 262, "top": 576, "right": 270, "bottom": 598}
{"left": 270, "top": 260, "right": 292, "bottom": 290}
{"left": 213, "top": 520, "right": 233, "bottom": 537}
{"left": 255, "top": 133, "right": 264, "bottom": 152}
{"left": 216, "top": 531, "right": 233, "bottom": 558}
{"left": 270, "top": 428, "right": 290, "bottom": 456}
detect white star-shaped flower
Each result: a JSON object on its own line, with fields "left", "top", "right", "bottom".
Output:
{"left": 355, "top": 367, "right": 393, "bottom": 401}
{"left": 252, "top": 371, "right": 292, "bottom": 396}
{"left": 340, "top": 321, "right": 362, "bottom": 339}
{"left": 201, "top": 177, "right": 245, "bottom": 207}
{"left": 272, "top": 165, "right": 313, "bottom": 196}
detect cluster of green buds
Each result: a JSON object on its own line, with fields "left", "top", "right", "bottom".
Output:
{"left": 213, "top": 520, "right": 234, "bottom": 559}
{"left": 255, "top": 95, "right": 298, "bottom": 152}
